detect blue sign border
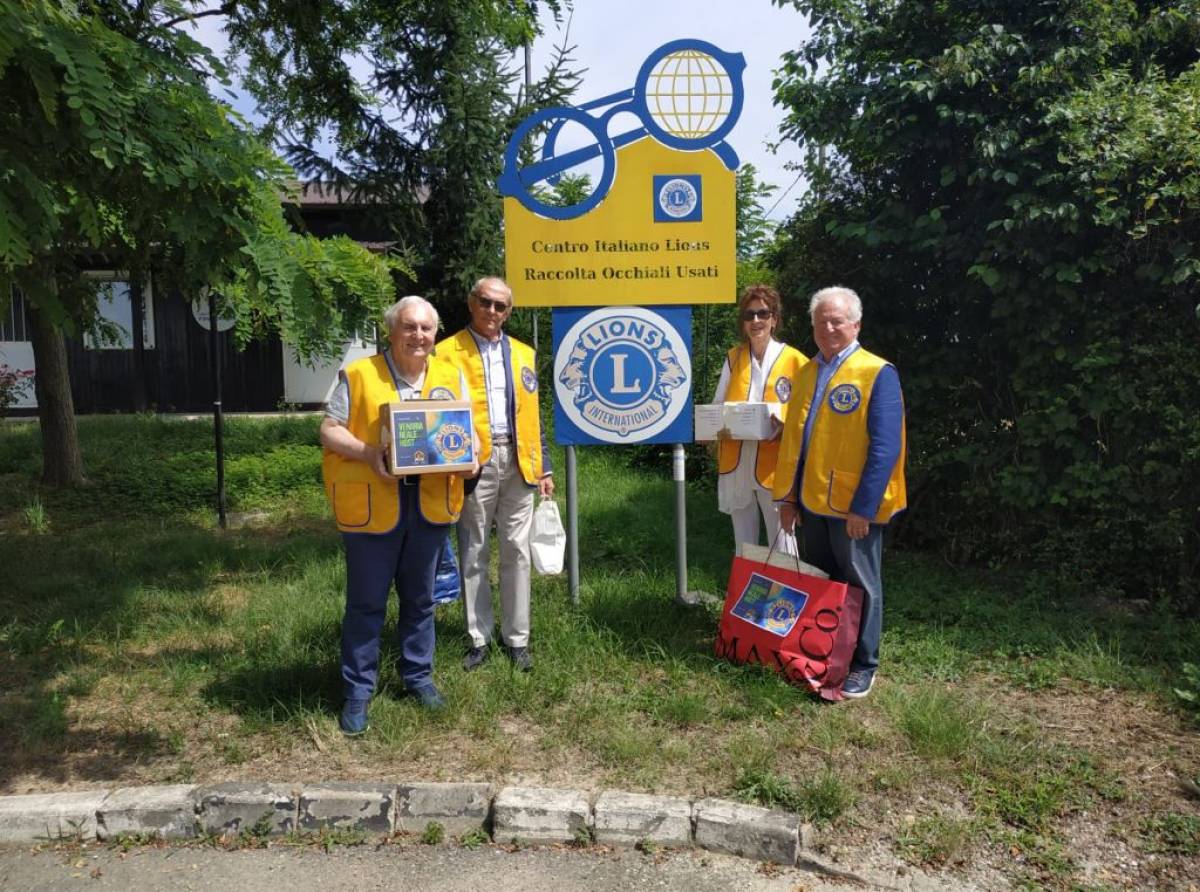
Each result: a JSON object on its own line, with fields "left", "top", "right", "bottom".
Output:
{"left": 552, "top": 305, "right": 693, "bottom": 446}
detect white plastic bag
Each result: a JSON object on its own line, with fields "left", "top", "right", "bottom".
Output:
{"left": 530, "top": 498, "right": 566, "bottom": 575}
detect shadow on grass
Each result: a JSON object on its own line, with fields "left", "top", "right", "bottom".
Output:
{"left": 570, "top": 451, "right": 1197, "bottom": 695}
{"left": 201, "top": 660, "right": 342, "bottom": 723}
{"left": 0, "top": 516, "right": 342, "bottom": 790}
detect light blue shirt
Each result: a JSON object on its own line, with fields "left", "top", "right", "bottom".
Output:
{"left": 801, "top": 340, "right": 860, "bottom": 459}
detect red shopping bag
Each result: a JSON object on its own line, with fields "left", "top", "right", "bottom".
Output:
{"left": 715, "top": 553, "right": 863, "bottom": 701}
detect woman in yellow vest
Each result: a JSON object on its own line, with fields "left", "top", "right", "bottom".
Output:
{"left": 713, "top": 285, "right": 807, "bottom": 556}
{"left": 320, "top": 296, "right": 477, "bottom": 735}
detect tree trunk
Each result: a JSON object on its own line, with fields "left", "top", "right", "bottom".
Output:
{"left": 27, "top": 303, "right": 87, "bottom": 487}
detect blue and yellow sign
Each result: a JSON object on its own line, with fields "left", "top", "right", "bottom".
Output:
{"left": 552, "top": 305, "right": 692, "bottom": 445}
{"left": 500, "top": 39, "right": 743, "bottom": 306}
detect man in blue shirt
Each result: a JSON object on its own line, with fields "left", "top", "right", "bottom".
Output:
{"left": 776, "top": 286, "right": 907, "bottom": 699}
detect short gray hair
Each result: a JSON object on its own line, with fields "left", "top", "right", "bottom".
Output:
{"left": 384, "top": 295, "right": 439, "bottom": 332}
{"left": 468, "top": 276, "right": 513, "bottom": 305}
{"left": 809, "top": 286, "right": 863, "bottom": 323}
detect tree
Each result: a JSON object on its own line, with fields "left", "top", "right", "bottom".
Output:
{"left": 224, "top": 0, "right": 578, "bottom": 330}
{"left": 734, "top": 163, "right": 779, "bottom": 296}
{"left": 769, "top": 0, "right": 1200, "bottom": 599}
{"left": 1, "top": 1, "right": 402, "bottom": 486}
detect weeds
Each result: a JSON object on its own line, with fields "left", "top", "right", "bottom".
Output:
{"left": 23, "top": 496, "right": 49, "bottom": 534}
{"left": 458, "top": 828, "right": 489, "bottom": 849}
{"left": 1139, "top": 813, "right": 1200, "bottom": 856}
{"left": 420, "top": 822, "right": 445, "bottom": 845}
{"left": 570, "top": 824, "right": 596, "bottom": 847}
{"left": 1174, "top": 663, "right": 1200, "bottom": 714}
{"left": 733, "top": 766, "right": 855, "bottom": 826}
{"left": 896, "top": 816, "right": 975, "bottom": 867}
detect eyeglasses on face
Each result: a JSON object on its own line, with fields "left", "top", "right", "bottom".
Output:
{"left": 475, "top": 296, "right": 511, "bottom": 312}
{"left": 741, "top": 308, "right": 773, "bottom": 321}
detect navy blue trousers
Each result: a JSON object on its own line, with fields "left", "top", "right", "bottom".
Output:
{"left": 340, "top": 483, "right": 445, "bottom": 700}
{"left": 800, "top": 508, "right": 884, "bottom": 673}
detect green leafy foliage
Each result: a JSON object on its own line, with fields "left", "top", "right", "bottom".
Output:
{"left": 226, "top": 0, "right": 576, "bottom": 326}
{"left": 1174, "top": 661, "right": 1200, "bottom": 711}
{"left": 770, "top": 0, "right": 1200, "bottom": 602}
{"left": 0, "top": 1, "right": 400, "bottom": 343}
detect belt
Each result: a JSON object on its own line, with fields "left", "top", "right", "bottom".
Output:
{"left": 492, "top": 434, "right": 513, "bottom": 444}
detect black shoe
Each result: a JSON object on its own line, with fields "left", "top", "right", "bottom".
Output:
{"left": 505, "top": 645, "right": 533, "bottom": 672}
{"left": 463, "top": 645, "right": 490, "bottom": 672}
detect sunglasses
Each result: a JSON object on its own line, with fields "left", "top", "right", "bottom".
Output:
{"left": 476, "top": 296, "right": 511, "bottom": 312}
{"left": 741, "top": 308, "right": 774, "bottom": 321}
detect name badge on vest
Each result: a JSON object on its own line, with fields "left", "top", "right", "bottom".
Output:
{"left": 775, "top": 376, "right": 792, "bottom": 403}
{"left": 828, "top": 383, "right": 861, "bottom": 414}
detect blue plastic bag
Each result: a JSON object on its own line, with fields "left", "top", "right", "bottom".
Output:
{"left": 433, "top": 535, "right": 461, "bottom": 605}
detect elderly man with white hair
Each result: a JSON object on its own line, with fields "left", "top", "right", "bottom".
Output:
{"left": 320, "top": 296, "right": 475, "bottom": 734}
{"left": 773, "top": 286, "right": 907, "bottom": 699}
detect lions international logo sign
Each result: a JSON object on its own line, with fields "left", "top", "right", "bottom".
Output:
{"left": 552, "top": 306, "right": 693, "bottom": 445}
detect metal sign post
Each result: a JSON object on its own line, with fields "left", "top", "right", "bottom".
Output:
{"left": 566, "top": 444, "right": 579, "bottom": 604}
{"left": 500, "top": 39, "right": 745, "bottom": 608}
{"left": 674, "top": 443, "right": 687, "bottom": 601}
{"left": 205, "top": 288, "right": 227, "bottom": 530}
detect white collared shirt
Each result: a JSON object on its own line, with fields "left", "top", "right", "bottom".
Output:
{"left": 469, "top": 328, "right": 510, "bottom": 437}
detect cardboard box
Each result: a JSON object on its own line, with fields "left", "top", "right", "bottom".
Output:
{"left": 694, "top": 402, "right": 783, "bottom": 442}
{"left": 380, "top": 400, "right": 476, "bottom": 476}
{"left": 694, "top": 404, "right": 726, "bottom": 441}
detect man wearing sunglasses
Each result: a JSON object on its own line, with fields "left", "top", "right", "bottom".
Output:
{"left": 437, "top": 277, "right": 553, "bottom": 673}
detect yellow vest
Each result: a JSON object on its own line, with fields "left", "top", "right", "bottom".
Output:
{"left": 717, "top": 342, "right": 808, "bottom": 490}
{"left": 772, "top": 347, "right": 907, "bottom": 523}
{"left": 436, "top": 329, "right": 544, "bottom": 484}
{"left": 321, "top": 353, "right": 466, "bottom": 532}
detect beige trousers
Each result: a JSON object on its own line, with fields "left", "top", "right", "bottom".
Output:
{"left": 457, "top": 442, "right": 534, "bottom": 648}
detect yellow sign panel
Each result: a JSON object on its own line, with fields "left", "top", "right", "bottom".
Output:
{"left": 504, "top": 138, "right": 736, "bottom": 307}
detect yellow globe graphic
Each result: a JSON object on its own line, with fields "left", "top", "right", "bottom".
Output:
{"left": 645, "top": 50, "right": 733, "bottom": 140}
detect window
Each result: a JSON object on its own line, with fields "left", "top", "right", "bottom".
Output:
{"left": 83, "top": 272, "right": 155, "bottom": 350}
{"left": 1, "top": 288, "right": 29, "bottom": 342}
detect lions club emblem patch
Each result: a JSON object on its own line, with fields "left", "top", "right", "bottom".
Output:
{"left": 774, "top": 376, "right": 792, "bottom": 403}
{"left": 828, "top": 383, "right": 861, "bottom": 414}
{"left": 432, "top": 422, "right": 470, "bottom": 462}
{"left": 521, "top": 366, "right": 538, "bottom": 393}
{"left": 428, "top": 387, "right": 455, "bottom": 400}
{"left": 554, "top": 307, "right": 691, "bottom": 442}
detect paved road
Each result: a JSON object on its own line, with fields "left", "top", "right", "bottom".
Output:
{"left": 0, "top": 841, "right": 981, "bottom": 891}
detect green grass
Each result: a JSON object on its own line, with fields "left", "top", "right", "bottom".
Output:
{"left": 896, "top": 815, "right": 976, "bottom": 867}
{"left": 1, "top": 414, "right": 1199, "bottom": 888}
{"left": 1139, "top": 813, "right": 1200, "bottom": 856}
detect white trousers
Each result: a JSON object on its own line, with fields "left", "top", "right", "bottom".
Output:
{"left": 457, "top": 442, "right": 534, "bottom": 648}
{"left": 731, "top": 485, "right": 798, "bottom": 557}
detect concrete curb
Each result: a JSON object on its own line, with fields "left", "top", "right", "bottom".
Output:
{"left": 0, "top": 783, "right": 815, "bottom": 865}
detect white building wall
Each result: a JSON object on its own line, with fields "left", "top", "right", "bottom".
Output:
{"left": 282, "top": 339, "right": 375, "bottom": 406}
{"left": 0, "top": 341, "right": 37, "bottom": 409}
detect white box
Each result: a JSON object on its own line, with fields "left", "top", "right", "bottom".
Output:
{"left": 724, "top": 401, "right": 779, "bottom": 440}
{"left": 694, "top": 402, "right": 783, "bottom": 442}
{"left": 380, "top": 400, "right": 476, "bottom": 476}
{"left": 694, "top": 404, "right": 726, "bottom": 441}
